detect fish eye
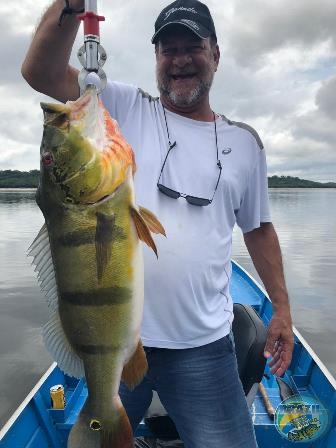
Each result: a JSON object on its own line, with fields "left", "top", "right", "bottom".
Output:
{"left": 41, "top": 151, "right": 54, "bottom": 167}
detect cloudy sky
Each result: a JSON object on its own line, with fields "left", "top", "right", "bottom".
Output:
{"left": 0, "top": 0, "right": 335, "bottom": 182}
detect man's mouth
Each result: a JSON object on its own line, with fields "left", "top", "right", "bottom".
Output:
{"left": 170, "top": 73, "right": 197, "bottom": 81}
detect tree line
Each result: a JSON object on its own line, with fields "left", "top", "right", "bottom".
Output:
{"left": 0, "top": 170, "right": 39, "bottom": 187}
{"left": 0, "top": 170, "right": 335, "bottom": 188}
{"left": 268, "top": 175, "right": 336, "bottom": 188}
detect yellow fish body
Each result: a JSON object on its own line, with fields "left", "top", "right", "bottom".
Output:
{"left": 29, "top": 86, "right": 165, "bottom": 448}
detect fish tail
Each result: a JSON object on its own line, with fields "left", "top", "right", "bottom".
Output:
{"left": 100, "top": 404, "right": 134, "bottom": 448}
{"left": 67, "top": 398, "right": 134, "bottom": 448}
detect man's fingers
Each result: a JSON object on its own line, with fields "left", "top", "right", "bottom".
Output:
{"left": 264, "top": 337, "right": 278, "bottom": 358}
{"left": 268, "top": 344, "right": 293, "bottom": 376}
{"left": 268, "top": 350, "right": 281, "bottom": 367}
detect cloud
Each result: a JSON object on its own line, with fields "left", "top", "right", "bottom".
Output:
{"left": 0, "top": 0, "right": 335, "bottom": 181}
{"left": 316, "top": 75, "right": 336, "bottom": 119}
{"left": 225, "top": 0, "right": 336, "bottom": 67}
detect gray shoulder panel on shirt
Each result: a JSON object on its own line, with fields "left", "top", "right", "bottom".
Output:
{"left": 138, "top": 88, "right": 159, "bottom": 102}
{"left": 220, "top": 114, "right": 264, "bottom": 150}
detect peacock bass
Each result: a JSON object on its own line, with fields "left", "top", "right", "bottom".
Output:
{"left": 29, "top": 85, "right": 165, "bottom": 448}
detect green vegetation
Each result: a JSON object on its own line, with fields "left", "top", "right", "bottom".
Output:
{"left": 268, "top": 175, "right": 336, "bottom": 188}
{"left": 0, "top": 170, "right": 335, "bottom": 189}
{"left": 0, "top": 170, "right": 39, "bottom": 188}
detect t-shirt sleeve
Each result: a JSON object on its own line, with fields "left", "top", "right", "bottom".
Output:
{"left": 100, "top": 80, "right": 139, "bottom": 127}
{"left": 236, "top": 147, "right": 271, "bottom": 233}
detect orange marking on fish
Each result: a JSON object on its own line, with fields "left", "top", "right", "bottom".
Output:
{"left": 102, "top": 109, "right": 136, "bottom": 176}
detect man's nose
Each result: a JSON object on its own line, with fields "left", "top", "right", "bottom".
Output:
{"left": 172, "top": 51, "right": 192, "bottom": 67}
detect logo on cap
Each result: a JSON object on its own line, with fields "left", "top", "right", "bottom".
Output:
{"left": 180, "top": 19, "right": 200, "bottom": 31}
{"left": 164, "top": 7, "right": 197, "bottom": 21}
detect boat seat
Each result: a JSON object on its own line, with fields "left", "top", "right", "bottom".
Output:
{"left": 144, "top": 303, "right": 267, "bottom": 440}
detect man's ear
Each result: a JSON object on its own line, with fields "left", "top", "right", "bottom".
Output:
{"left": 214, "top": 44, "right": 220, "bottom": 71}
{"left": 154, "top": 42, "right": 160, "bottom": 59}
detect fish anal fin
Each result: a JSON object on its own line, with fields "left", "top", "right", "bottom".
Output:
{"left": 130, "top": 207, "right": 158, "bottom": 257}
{"left": 139, "top": 206, "right": 166, "bottom": 237}
{"left": 121, "top": 340, "right": 148, "bottom": 390}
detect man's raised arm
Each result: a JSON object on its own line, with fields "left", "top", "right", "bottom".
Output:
{"left": 21, "top": 0, "right": 84, "bottom": 102}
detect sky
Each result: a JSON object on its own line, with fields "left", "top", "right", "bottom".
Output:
{"left": 0, "top": 0, "right": 335, "bottom": 182}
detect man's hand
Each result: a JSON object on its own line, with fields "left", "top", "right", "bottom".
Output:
{"left": 21, "top": 0, "right": 81, "bottom": 102}
{"left": 264, "top": 310, "right": 294, "bottom": 377}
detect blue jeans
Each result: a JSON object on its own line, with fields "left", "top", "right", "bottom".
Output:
{"left": 119, "top": 334, "right": 258, "bottom": 448}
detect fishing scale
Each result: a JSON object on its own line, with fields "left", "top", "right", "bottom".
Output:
{"left": 77, "top": 0, "right": 107, "bottom": 94}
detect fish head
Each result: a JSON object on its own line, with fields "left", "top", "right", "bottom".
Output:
{"left": 39, "top": 85, "right": 136, "bottom": 205}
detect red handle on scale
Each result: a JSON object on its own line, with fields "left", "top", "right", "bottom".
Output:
{"left": 78, "top": 10, "right": 105, "bottom": 39}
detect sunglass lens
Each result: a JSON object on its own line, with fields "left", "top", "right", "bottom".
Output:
{"left": 157, "top": 184, "right": 181, "bottom": 199}
{"left": 186, "top": 196, "right": 211, "bottom": 206}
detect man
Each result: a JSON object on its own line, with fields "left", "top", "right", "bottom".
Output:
{"left": 22, "top": 1, "right": 294, "bottom": 447}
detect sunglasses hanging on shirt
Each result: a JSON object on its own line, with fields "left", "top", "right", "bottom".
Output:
{"left": 157, "top": 106, "right": 222, "bottom": 206}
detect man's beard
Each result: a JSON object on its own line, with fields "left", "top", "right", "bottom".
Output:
{"left": 156, "top": 69, "right": 214, "bottom": 107}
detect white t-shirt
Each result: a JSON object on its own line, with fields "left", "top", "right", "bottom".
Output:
{"left": 101, "top": 81, "right": 271, "bottom": 349}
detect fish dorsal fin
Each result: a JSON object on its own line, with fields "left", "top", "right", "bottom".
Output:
{"left": 130, "top": 207, "right": 159, "bottom": 257}
{"left": 28, "top": 224, "right": 84, "bottom": 378}
{"left": 138, "top": 206, "right": 166, "bottom": 237}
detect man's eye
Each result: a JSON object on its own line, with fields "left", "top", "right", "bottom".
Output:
{"left": 162, "top": 48, "right": 176, "bottom": 56}
{"left": 188, "top": 46, "right": 204, "bottom": 53}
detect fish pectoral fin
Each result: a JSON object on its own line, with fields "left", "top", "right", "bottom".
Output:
{"left": 130, "top": 207, "right": 158, "bottom": 257}
{"left": 121, "top": 340, "right": 148, "bottom": 390}
{"left": 138, "top": 206, "right": 166, "bottom": 237}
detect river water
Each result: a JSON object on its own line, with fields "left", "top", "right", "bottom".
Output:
{"left": 0, "top": 188, "right": 335, "bottom": 428}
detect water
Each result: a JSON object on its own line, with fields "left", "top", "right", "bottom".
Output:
{"left": 0, "top": 188, "right": 335, "bottom": 428}
{"left": 232, "top": 188, "right": 336, "bottom": 379}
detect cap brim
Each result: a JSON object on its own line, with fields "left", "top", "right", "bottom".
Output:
{"left": 151, "top": 20, "right": 211, "bottom": 44}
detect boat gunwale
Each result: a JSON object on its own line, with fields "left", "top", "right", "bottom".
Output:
{"left": 232, "top": 260, "right": 336, "bottom": 389}
{"left": 1, "top": 261, "right": 336, "bottom": 442}
{"left": 0, "top": 362, "right": 58, "bottom": 440}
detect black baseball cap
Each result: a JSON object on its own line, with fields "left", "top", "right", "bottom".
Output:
{"left": 151, "top": 0, "right": 217, "bottom": 44}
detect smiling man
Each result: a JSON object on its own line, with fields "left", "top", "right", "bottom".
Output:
{"left": 155, "top": 27, "right": 219, "bottom": 117}
{"left": 22, "top": 0, "right": 294, "bottom": 447}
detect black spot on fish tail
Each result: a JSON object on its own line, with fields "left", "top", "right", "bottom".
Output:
{"left": 57, "top": 227, "right": 96, "bottom": 247}
{"left": 95, "top": 212, "right": 126, "bottom": 283}
{"left": 60, "top": 286, "right": 132, "bottom": 306}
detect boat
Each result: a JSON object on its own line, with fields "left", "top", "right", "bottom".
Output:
{"left": 0, "top": 260, "right": 335, "bottom": 447}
